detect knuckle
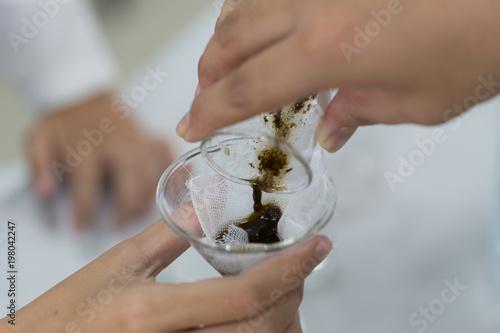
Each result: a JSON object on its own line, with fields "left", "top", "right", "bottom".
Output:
{"left": 197, "top": 47, "right": 228, "bottom": 87}
{"left": 295, "top": 34, "right": 321, "bottom": 62}
{"left": 294, "top": 20, "right": 334, "bottom": 62}
{"left": 216, "top": 1, "right": 257, "bottom": 47}
{"left": 216, "top": 13, "right": 239, "bottom": 47}
{"left": 197, "top": 50, "right": 216, "bottom": 85}
{"left": 225, "top": 0, "right": 245, "bottom": 8}
{"left": 295, "top": 15, "right": 356, "bottom": 66}
{"left": 225, "top": 71, "right": 252, "bottom": 109}
{"left": 198, "top": 45, "right": 244, "bottom": 89}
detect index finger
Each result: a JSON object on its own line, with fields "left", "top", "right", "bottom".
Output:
{"left": 199, "top": 0, "right": 293, "bottom": 91}
{"left": 184, "top": 37, "right": 327, "bottom": 142}
{"left": 70, "top": 158, "right": 101, "bottom": 230}
{"left": 28, "top": 126, "right": 58, "bottom": 199}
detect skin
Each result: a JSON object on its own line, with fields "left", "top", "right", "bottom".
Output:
{"left": 28, "top": 93, "right": 174, "bottom": 230}
{"left": 0, "top": 217, "right": 332, "bottom": 332}
{"left": 177, "top": 0, "right": 500, "bottom": 151}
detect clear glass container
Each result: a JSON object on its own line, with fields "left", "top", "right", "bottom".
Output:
{"left": 156, "top": 146, "right": 336, "bottom": 275}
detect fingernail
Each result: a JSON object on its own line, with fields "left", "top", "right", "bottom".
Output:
{"left": 194, "top": 84, "right": 201, "bottom": 98}
{"left": 319, "top": 126, "right": 357, "bottom": 153}
{"left": 315, "top": 238, "right": 333, "bottom": 263}
{"left": 316, "top": 123, "right": 335, "bottom": 148}
{"left": 176, "top": 113, "right": 190, "bottom": 138}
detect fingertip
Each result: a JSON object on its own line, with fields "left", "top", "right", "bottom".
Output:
{"left": 267, "top": 235, "right": 333, "bottom": 277}
{"left": 34, "top": 172, "right": 57, "bottom": 200}
{"left": 319, "top": 126, "right": 357, "bottom": 153}
{"left": 313, "top": 235, "right": 333, "bottom": 263}
{"left": 176, "top": 113, "right": 190, "bottom": 139}
{"left": 183, "top": 128, "right": 199, "bottom": 143}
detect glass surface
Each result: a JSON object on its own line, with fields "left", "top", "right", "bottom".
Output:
{"left": 201, "top": 130, "right": 313, "bottom": 193}
{"left": 156, "top": 146, "right": 336, "bottom": 275}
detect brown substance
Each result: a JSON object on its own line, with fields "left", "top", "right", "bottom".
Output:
{"left": 237, "top": 203, "right": 282, "bottom": 244}
{"left": 256, "top": 94, "right": 317, "bottom": 192}
{"left": 216, "top": 184, "right": 282, "bottom": 244}
{"left": 252, "top": 183, "right": 263, "bottom": 211}
{"left": 216, "top": 94, "right": 317, "bottom": 245}
{"left": 255, "top": 146, "right": 289, "bottom": 192}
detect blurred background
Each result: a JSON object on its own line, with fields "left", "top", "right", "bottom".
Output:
{"left": 0, "top": 0, "right": 208, "bottom": 163}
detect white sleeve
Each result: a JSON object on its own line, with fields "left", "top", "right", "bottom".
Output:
{"left": 0, "top": 0, "right": 118, "bottom": 114}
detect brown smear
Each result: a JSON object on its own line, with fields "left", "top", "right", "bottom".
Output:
{"left": 256, "top": 93, "right": 317, "bottom": 193}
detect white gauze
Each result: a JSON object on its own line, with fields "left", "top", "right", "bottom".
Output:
{"left": 187, "top": 149, "right": 326, "bottom": 245}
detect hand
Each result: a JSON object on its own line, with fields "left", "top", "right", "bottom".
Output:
{"left": 28, "top": 93, "right": 174, "bottom": 229}
{"left": 0, "top": 217, "right": 332, "bottom": 332}
{"left": 177, "top": 0, "right": 500, "bottom": 152}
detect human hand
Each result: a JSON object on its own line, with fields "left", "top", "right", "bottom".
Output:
{"left": 1, "top": 216, "right": 332, "bottom": 332}
{"left": 178, "top": 0, "right": 500, "bottom": 152}
{"left": 28, "top": 93, "right": 174, "bottom": 229}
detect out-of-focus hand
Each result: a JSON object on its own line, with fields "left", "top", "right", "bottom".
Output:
{"left": 177, "top": 0, "right": 500, "bottom": 152}
{"left": 1, "top": 216, "right": 332, "bottom": 332}
{"left": 28, "top": 93, "right": 174, "bottom": 229}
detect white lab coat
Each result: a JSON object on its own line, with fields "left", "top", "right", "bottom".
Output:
{"left": 0, "top": 0, "right": 117, "bottom": 113}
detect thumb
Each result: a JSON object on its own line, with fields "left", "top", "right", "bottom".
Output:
{"left": 243, "top": 235, "right": 333, "bottom": 293}
{"left": 28, "top": 127, "right": 58, "bottom": 199}
{"left": 317, "top": 88, "right": 411, "bottom": 153}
